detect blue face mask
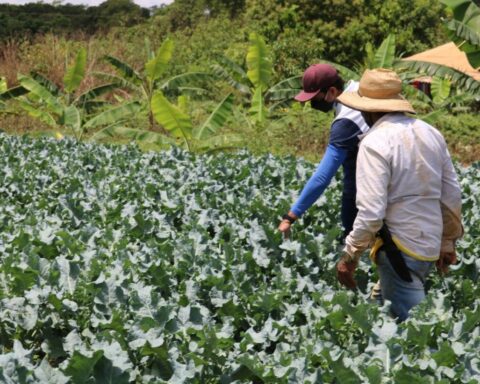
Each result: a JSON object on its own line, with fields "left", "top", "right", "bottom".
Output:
{"left": 311, "top": 99, "right": 334, "bottom": 112}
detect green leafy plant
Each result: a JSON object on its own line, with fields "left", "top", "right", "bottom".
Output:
{"left": 98, "top": 38, "right": 212, "bottom": 133}
{"left": 8, "top": 48, "right": 127, "bottom": 139}
{"left": 92, "top": 92, "right": 241, "bottom": 152}
{"left": 441, "top": 0, "right": 480, "bottom": 68}
{"left": 0, "top": 134, "right": 478, "bottom": 382}
{"left": 212, "top": 32, "right": 302, "bottom": 125}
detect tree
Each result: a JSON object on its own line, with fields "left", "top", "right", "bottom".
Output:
{"left": 441, "top": 0, "right": 480, "bottom": 68}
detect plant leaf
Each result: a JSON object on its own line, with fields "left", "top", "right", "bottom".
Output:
{"left": 248, "top": 87, "right": 267, "bottom": 123}
{"left": 16, "top": 99, "right": 58, "bottom": 127}
{"left": 104, "top": 56, "right": 143, "bottom": 86}
{"left": 265, "top": 75, "right": 302, "bottom": 101}
{"left": 397, "top": 60, "right": 480, "bottom": 94}
{"left": 151, "top": 91, "right": 192, "bottom": 145}
{"left": 62, "top": 105, "right": 81, "bottom": 132}
{"left": 145, "top": 39, "right": 174, "bottom": 83}
{"left": 373, "top": 34, "right": 396, "bottom": 68}
{"left": 160, "top": 72, "right": 211, "bottom": 93}
{"left": 194, "top": 93, "right": 234, "bottom": 140}
{"left": 19, "top": 75, "right": 63, "bottom": 115}
{"left": 83, "top": 101, "right": 141, "bottom": 129}
{"left": 30, "top": 71, "right": 61, "bottom": 96}
{"left": 211, "top": 64, "right": 251, "bottom": 94}
{"left": 0, "top": 85, "right": 29, "bottom": 101}
{"left": 75, "top": 83, "right": 121, "bottom": 105}
{"left": 431, "top": 76, "right": 452, "bottom": 104}
{"left": 64, "top": 48, "right": 87, "bottom": 94}
{"left": 246, "top": 33, "right": 272, "bottom": 90}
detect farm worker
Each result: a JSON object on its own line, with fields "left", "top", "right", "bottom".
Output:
{"left": 279, "top": 63, "right": 370, "bottom": 240}
{"left": 278, "top": 64, "right": 383, "bottom": 298}
{"left": 335, "top": 68, "right": 463, "bottom": 321}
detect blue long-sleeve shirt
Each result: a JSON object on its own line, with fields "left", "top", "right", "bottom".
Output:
{"left": 291, "top": 118, "right": 362, "bottom": 235}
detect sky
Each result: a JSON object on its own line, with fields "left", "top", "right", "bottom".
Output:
{"left": 0, "top": 0, "right": 173, "bottom": 7}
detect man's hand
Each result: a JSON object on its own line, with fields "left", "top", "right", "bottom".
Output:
{"left": 336, "top": 253, "right": 358, "bottom": 290}
{"left": 278, "top": 212, "right": 297, "bottom": 239}
{"left": 278, "top": 220, "right": 292, "bottom": 238}
{"left": 436, "top": 250, "right": 457, "bottom": 275}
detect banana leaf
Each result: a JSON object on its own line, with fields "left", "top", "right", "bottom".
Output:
{"left": 194, "top": 93, "right": 234, "bottom": 140}
{"left": 440, "top": 0, "right": 480, "bottom": 67}
{"left": 246, "top": 33, "right": 272, "bottom": 90}
{"left": 61, "top": 105, "right": 82, "bottom": 137}
{"left": 75, "top": 83, "right": 121, "bottom": 105}
{"left": 211, "top": 64, "right": 251, "bottom": 95}
{"left": 16, "top": 99, "right": 57, "bottom": 127}
{"left": 0, "top": 85, "right": 29, "bottom": 101}
{"left": 431, "top": 76, "right": 452, "bottom": 104}
{"left": 19, "top": 75, "right": 63, "bottom": 115}
{"left": 151, "top": 91, "right": 193, "bottom": 148}
{"left": 214, "top": 54, "right": 248, "bottom": 80}
{"left": 83, "top": 101, "right": 141, "bottom": 129}
{"left": 248, "top": 87, "right": 267, "bottom": 124}
{"left": 145, "top": 39, "right": 174, "bottom": 83}
{"left": 30, "top": 72, "right": 61, "bottom": 96}
{"left": 373, "top": 34, "right": 396, "bottom": 68}
{"left": 64, "top": 48, "right": 87, "bottom": 94}
{"left": 160, "top": 72, "right": 212, "bottom": 92}
{"left": 397, "top": 60, "right": 480, "bottom": 95}
{"left": 104, "top": 56, "right": 143, "bottom": 86}
{"left": 265, "top": 75, "right": 302, "bottom": 101}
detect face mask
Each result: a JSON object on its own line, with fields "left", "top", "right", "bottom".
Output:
{"left": 311, "top": 99, "right": 334, "bottom": 112}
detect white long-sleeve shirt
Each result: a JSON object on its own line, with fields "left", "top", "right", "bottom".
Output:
{"left": 344, "top": 113, "right": 463, "bottom": 261}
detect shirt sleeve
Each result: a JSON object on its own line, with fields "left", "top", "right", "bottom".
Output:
{"left": 291, "top": 144, "right": 347, "bottom": 217}
{"left": 329, "top": 118, "right": 362, "bottom": 149}
{"left": 440, "top": 148, "right": 463, "bottom": 252}
{"left": 290, "top": 118, "right": 361, "bottom": 218}
{"left": 344, "top": 141, "right": 390, "bottom": 258}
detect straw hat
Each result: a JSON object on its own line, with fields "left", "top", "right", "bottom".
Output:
{"left": 337, "top": 69, "right": 415, "bottom": 114}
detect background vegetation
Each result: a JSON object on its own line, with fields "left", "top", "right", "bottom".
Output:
{"left": 0, "top": 0, "right": 479, "bottom": 162}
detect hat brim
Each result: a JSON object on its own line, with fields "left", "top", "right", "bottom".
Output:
{"left": 294, "top": 89, "right": 321, "bottom": 102}
{"left": 337, "top": 92, "right": 416, "bottom": 114}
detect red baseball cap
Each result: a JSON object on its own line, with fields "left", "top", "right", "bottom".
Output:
{"left": 294, "top": 64, "right": 340, "bottom": 102}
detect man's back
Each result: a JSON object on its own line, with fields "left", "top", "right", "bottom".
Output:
{"left": 355, "top": 113, "right": 462, "bottom": 260}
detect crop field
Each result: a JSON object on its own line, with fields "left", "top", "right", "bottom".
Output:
{"left": 0, "top": 134, "right": 479, "bottom": 383}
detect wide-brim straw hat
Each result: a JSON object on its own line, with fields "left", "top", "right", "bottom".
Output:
{"left": 337, "top": 68, "right": 415, "bottom": 114}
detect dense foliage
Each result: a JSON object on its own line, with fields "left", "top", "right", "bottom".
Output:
{"left": 0, "top": 0, "right": 150, "bottom": 41}
{"left": 0, "top": 134, "right": 479, "bottom": 383}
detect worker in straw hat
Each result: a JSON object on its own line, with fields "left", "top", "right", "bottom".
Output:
{"left": 335, "top": 68, "right": 463, "bottom": 321}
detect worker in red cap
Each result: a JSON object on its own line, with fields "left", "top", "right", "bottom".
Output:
{"left": 279, "top": 64, "right": 370, "bottom": 244}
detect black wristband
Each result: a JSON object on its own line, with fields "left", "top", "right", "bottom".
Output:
{"left": 282, "top": 214, "right": 296, "bottom": 224}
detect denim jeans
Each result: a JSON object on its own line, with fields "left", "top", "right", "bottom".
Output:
{"left": 376, "top": 250, "right": 433, "bottom": 322}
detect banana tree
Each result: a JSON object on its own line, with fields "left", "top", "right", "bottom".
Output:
{"left": 91, "top": 92, "right": 241, "bottom": 153}
{"left": 320, "top": 34, "right": 398, "bottom": 81}
{"left": 10, "top": 48, "right": 126, "bottom": 139}
{"left": 212, "top": 33, "right": 302, "bottom": 125}
{"left": 441, "top": 0, "right": 480, "bottom": 68}
{"left": 323, "top": 34, "right": 480, "bottom": 102}
{"left": 97, "top": 38, "right": 212, "bottom": 133}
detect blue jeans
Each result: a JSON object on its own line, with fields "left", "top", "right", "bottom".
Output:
{"left": 376, "top": 250, "right": 433, "bottom": 322}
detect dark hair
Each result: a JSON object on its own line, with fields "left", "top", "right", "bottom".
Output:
{"left": 332, "top": 77, "right": 345, "bottom": 91}
{"left": 320, "top": 77, "right": 344, "bottom": 93}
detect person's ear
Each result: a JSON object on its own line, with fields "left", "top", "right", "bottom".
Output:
{"left": 327, "top": 86, "right": 341, "bottom": 101}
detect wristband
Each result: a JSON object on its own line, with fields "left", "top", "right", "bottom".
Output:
{"left": 282, "top": 214, "right": 296, "bottom": 224}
